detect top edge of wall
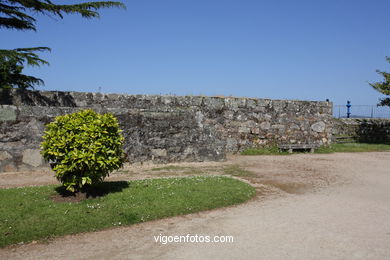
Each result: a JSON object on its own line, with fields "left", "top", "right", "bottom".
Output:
{"left": 0, "top": 89, "right": 332, "bottom": 106}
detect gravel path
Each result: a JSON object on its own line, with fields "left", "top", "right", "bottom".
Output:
{"left": 1, "top": 152, "right": 390, "bottom": 259}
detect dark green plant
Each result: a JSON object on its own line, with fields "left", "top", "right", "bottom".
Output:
{"left": 0, "top": 48, "right": 49, "bottom": 89}
{"left": 41, "top": 109, "right": 124, "bottom": 192}
{"left": 0, "top": 0, "right": 125, "bottom": 89}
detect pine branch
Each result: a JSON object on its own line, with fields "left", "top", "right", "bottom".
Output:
{"left": 0, "top": 47, "right": 50, "bottom": 89}
{"left": 0, "top": 16, "right": 35, "bottom": 30}
{"left": 378, "top": 98, "right": 390, "bottom": 107}
{"left": 0, "top": 47, "right": 51, "bottom": 66}
{"left": 0, "top": 0, "right": 125, "bottom": 31}
{"left": 370, "top": 69, "right": 390, "bottom": 95}
{"left": 53, "top": 2, "right": 126, "bottom": 18}
{"left": 0, "top": 4, "right": 34, "bottom": 21}
{"left": 370, "top": 56, "right": 390, "bottom": 106}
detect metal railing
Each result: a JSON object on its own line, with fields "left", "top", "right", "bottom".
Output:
{"left": 333, "top": 105, "right": 390, "bottom": 118}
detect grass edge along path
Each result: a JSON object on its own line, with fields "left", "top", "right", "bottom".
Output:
{"left": 0, "top": 176, "right": 255, "bottom": 248}
{"left": 315, "top": 143, "right": 390, "bottom": 153}
{"left": 241, "top": 143, "right": 390, "bottom": 155}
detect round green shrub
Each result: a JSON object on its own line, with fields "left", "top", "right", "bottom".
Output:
{"left": 41, "top": 109, "right": 124, "bottom": 192}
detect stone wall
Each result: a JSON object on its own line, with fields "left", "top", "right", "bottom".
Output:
{"left": 332, "top": 118, "right": 390, "bottom": 143}
{"left": 0, "top": 89, "right": 333, "bottom": 172}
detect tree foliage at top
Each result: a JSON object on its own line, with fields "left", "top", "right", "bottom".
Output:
{"left": 0, "top": 0, "right": 125, "bottom": 89}
{"left": 0, "top": 0, "right": 125, "bottom": 31}
{"left": 0, "top": 47, "right": 50, "bottom": 89}
{"left": 370, "top": 57, "right": 390, "bottom": 106}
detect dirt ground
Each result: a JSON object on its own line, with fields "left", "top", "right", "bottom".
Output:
{"left": 1, "top": 152, "right": 390, "bottom": 259}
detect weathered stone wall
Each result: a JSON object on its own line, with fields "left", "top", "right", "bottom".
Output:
{"left": 332, "top": 118, "right": 390, "bottom": 143}
{"left": 0, "top": 89, "right": 333, "bottom": 172}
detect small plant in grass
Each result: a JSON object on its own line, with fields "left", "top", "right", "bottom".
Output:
{"left": 41, "top": 109, "right": 124, "bottom": 193}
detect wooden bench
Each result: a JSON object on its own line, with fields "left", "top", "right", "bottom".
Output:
{"left": 278, "top": 143, "right": 320, "bottom": 153}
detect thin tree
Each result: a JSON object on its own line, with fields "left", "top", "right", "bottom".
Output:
{"left": 0, "top": 0, "right": 125, "bottom": 89}
{"left": 370, "top": 57, "right": 390, "bottom": 106}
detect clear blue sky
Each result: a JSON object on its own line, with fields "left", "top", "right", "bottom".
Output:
{"left": 3, "top": 0, "right": 390, "bottom": 105}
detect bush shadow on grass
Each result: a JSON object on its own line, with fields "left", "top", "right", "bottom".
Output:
{"left": 53, "top": 181, "right": 129, "bottom": 202}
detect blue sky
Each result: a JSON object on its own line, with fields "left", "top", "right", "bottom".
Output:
{"left": 2, "top": 0, "right": 390, "bottom": 105}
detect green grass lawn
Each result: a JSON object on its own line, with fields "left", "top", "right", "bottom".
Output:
{"left": 151, "top": 165, "right": 189, "bottom": 171}
{"left": 241, "top": 143, "right": 390, "bottom": 155}
{"left": 240, "top": 146, "right": 290, "bottom": 155}
{"left": 0, "top": 176, "right": 255, "bottom": 248}
{"left": 315, "top": 143, "right": 390, "bottom": 153}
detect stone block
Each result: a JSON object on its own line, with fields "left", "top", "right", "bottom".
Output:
{"left": 22, "top": 149, "right": 43, "bottom": 167}
{"left": 151, "top": 149, "right": 167, "bottom": 157}
{"left": 0, "top": 151, "right": 12, "bottom": 161}
{"left": 311, "top": 121, "right": 326, "bottom": 133}
{"left": 238, "top": 127, "right": 250, "bottom": 133}
{"left": 260, "top": 121, "right": 271, "bottom": 130}
{"left": 0, "top": 105, "right": 17, "bottom": 121}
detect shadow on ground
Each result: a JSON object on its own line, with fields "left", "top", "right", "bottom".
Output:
{"left": 52, "top": 181, "right": 129, "bottom": 202}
